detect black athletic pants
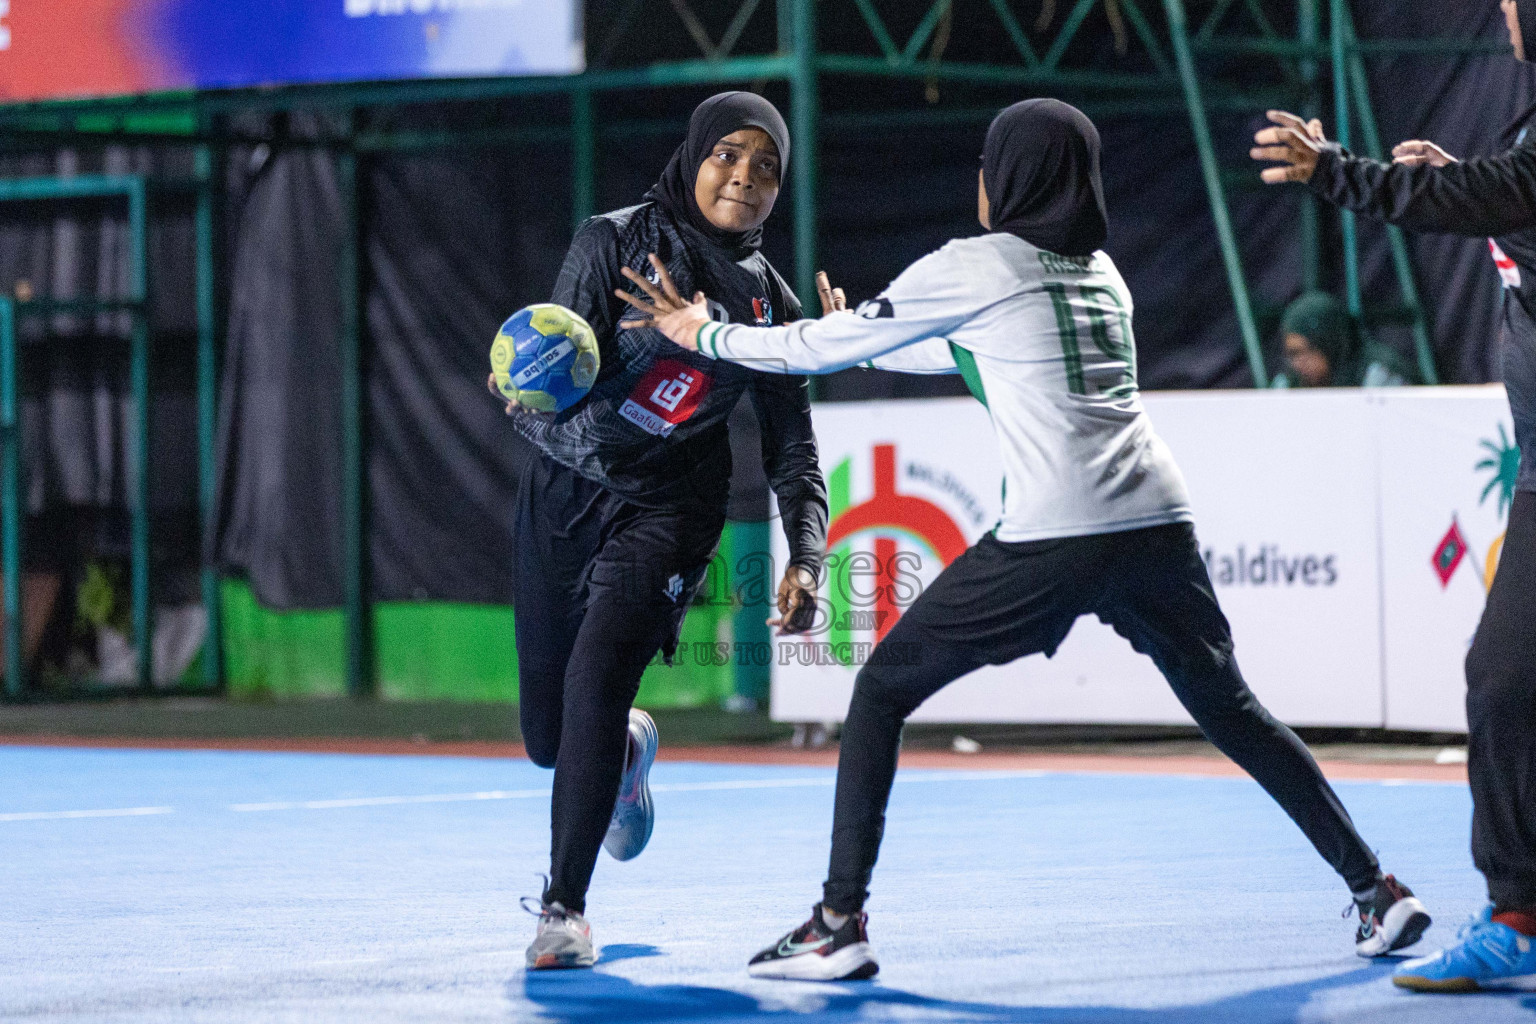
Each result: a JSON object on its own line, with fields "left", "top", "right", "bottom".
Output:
{"left": 822, "top": 521, "right": 1382, "bottom": 914}
{"left": 1468, "top": 490, "right": 1536, "bottom": 911}
{"left": 513, "top": 455, "right": 722, "bottom": 913}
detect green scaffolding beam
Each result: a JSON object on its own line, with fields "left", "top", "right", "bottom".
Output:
{"left": 1337, "top": 1, "right": 1439, "bottom": 384}
{"left": 0, "top": 296, "right": 18, "bottom": 697}
{"left": 194, "top": 143, "right": 224, "bottom": 688}
{"left": 1165, "top": 0, "right": 1268, "bottom": 386}
{"left": 337, "top": 148, "right": 374, "bottom": 699}
{"left": 1172, "top": 0, "right": 1471, "bottom": 385}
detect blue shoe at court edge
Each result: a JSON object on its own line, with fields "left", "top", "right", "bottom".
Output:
{"left": 1394, "top": 906, "right": 1536, "bottom": 993}
{"left": 603, "top": 708, "right": 658, "bottom": 861}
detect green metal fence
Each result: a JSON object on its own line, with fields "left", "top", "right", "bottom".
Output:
{"left": 0, "top": 170, "right": 220, "bottom": 696}
{"left": 0, "top": 0, "right": 1503, "bottom": 699}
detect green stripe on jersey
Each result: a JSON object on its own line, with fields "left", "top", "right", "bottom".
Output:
{"left": 947, "top": 342, "right": 988, "bottom": 407}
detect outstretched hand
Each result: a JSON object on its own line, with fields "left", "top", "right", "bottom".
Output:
{"left": 615, "top": 254, "right": 712, "bottom": 352}
{"left": 1251, "top": 110, "right": 1329, "bottom": 184}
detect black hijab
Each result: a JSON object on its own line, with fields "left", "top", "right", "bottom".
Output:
{"left": 981, "top": 99, "right": 1108, "bottom": 257}
{"left": 646, "top": 91, "right": 790, "bottom": 260}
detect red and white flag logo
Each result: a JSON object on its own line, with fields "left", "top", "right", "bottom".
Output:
{"left": 1490, "top": 239, "right": 1521, "bottom": 289}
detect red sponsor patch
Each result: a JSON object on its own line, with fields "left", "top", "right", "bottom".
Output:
{"left": 618, "top": 358, "right": 711, "bottom": 437}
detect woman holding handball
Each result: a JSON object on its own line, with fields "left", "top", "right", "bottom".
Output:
{"left": 491, "top": 92, "right": 829, "bottom": 970}
{"left": 622, "top": 99, "right": 1433, "bottom": 980}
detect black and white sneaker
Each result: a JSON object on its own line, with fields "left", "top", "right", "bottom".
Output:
{"left": 1353, "top": 874, "right": 1432, "bottom": 957}
{"left": 748, "top": 904, "right": 879, "bottom": 981}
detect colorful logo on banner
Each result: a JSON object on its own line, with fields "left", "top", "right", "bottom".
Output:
{"left": 821, "top": 443, "right": 972, "bottom": 665}
{"left": 1432, "top": 426, "right": 1520, "bottom": 590}
{"left": 0, "top": 1, "right": 579, "bottom": 103}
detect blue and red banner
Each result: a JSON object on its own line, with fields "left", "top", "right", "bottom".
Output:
{"left": 0, "top": 1, "right": 582, "bottom": 103}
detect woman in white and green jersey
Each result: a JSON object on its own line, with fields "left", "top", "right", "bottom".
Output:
{"left": 618, "top": 99, "right": 1431, "bottom": 982}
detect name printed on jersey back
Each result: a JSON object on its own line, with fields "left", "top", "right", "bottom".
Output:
{"left": 619, "top": 358, "right": 712, "bottom": 437}
{"left": 1038, "top": 252, "right": 1097, "bottom": 275}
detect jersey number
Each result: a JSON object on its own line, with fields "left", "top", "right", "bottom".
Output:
{"left": 1044, "top": 283, "right": 1136, "bottom": 398}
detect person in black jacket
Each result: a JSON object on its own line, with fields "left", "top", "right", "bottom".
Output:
{"left": 1252, "top": 0, "right": 1536, "bottom": 993}
{"left": 493, "top": 92, "right": 830, "bottom": 971}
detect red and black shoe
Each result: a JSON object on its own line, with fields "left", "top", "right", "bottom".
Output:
{"left": 1353, "top": 874, "right": 1432, "bottom": 957}
{"left": 748, "top": 904, "right": 879, "bottom": 981}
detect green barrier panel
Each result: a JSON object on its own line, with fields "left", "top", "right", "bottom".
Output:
{"left": 220, "top": 570, "right": 736, "bottom": 707}
{"left": 220, "top": 581, "right": 346, "bottom": 700}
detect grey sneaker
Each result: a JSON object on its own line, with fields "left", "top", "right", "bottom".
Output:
{"left": 603, "top": 708, "right": 658, "bottom": 861}
{"left": 524, "top": 899, "right": 596, "bottom": 970}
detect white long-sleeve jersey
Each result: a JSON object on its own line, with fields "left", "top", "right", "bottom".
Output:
{"left": 695, "top": 232, "right": 1193, "bottom": 543}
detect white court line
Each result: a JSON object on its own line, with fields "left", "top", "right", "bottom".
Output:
{"left": 1374, "top": 778, "right": 1462, "bottom": 787}
{"left": 227, "top": 767, "right": 1461, "bottom": 815}
{"left": 228, "top": 771, "right": 1052, "bottom": 813}
{"left": 230, "top": 788, "right": 550, "bottom": 812}
{"left": 0, "top": 805, "right": 173, "bottom": 822}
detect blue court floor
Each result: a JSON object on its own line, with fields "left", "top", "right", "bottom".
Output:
{"left": 0, "top": 745, "right": 1527, "bottom": 1023}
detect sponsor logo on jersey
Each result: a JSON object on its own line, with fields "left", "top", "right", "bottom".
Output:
{"left": 1489, "top": 239, "right": 1521, "bottom": 289}
{"left": 753, "top": 297, "right": 773, "bottom": 325}
{"left": 663, "top": 573, "right": 685, "bottom": 603}
{"left": 510, "top": 339, "right": 575, "bottom": 388}
{"left": 856, "top": 297, "right": 894, "bottom": 320}
{"left": 618, "top": 358, "right": 712, "bottom": 437}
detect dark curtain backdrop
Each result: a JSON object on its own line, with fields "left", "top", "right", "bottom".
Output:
{"left": 1349, "top": 1, "right": 1536, "bottom": 385}
{"left": 212, "top": 144, "right": 348, "bottom": 607}
{"left": 6, "top": 1, "right": 1526, "bottom": 607}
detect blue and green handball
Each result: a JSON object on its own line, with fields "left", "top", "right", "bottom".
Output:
{"left": 490, "top": 303, "right": 600, "bottom": 413}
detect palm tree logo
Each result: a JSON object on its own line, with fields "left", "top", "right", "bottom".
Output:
{"left": 1476, "top": 425, "right": 1521, "bottom": 519}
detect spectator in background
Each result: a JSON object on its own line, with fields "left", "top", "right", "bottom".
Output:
{"left": 1272, "top": 291, "right": 1412, "bottom": 388}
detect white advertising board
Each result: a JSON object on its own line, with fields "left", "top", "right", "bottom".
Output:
{"left": 1378, "top": 389, "right": 1518, "bottom": 731}
{"left": 769, "top": 387, "right": 1512, "bottom": 733}
{"left": 1139, "top": 392, "right": 1385, "bottom": 726}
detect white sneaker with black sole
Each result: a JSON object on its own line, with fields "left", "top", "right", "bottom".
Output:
{"left": 603, "top": 708, "right": 658, "bottom": 862}
{"left": 1353, "top": 874, "right": 1432, "bottom": 957}
{"left": 748, "top": 904, "right": 879, "bottom": 981}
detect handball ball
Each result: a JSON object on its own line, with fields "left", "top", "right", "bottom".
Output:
{"left": 490, "top": 304, "right": 600, "bottom": 413}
